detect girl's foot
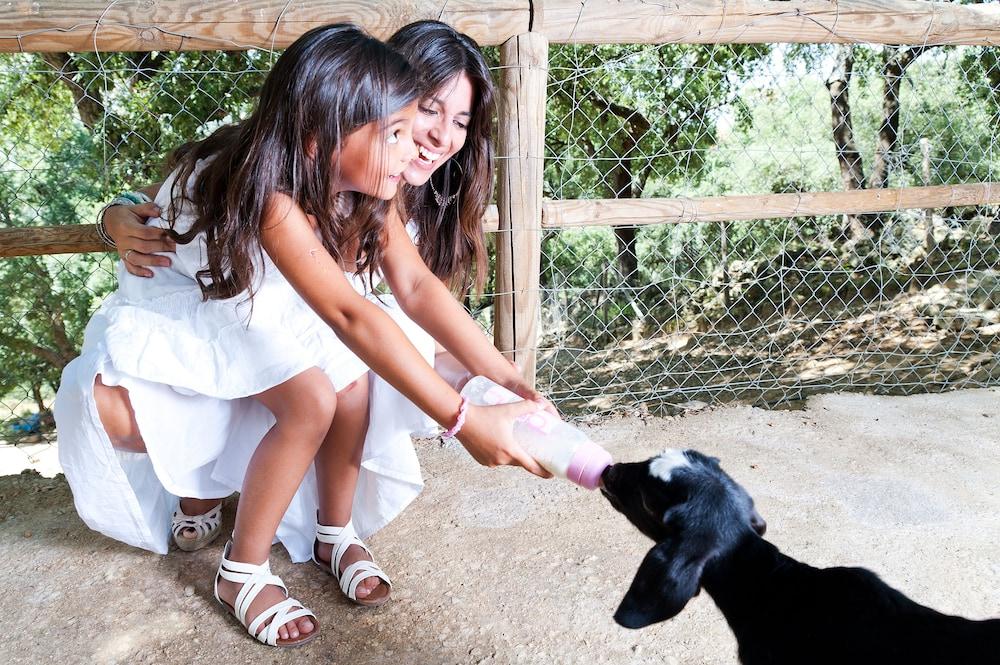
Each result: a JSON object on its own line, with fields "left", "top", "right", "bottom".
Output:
{"left": 314, "top": 541, "right": 388, "bottom": 602}
{"left": 172, "top": 498, "right": 224, "bottom": 551}
{"left": 313, "top": 520, "right": 391, "bottom": 606}
{"left": 215, "top": 541, "right": 318, "bottom": 646}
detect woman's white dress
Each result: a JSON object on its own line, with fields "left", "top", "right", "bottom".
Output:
{"left": 54, "top": 163, "right": 437, "bottom": 562}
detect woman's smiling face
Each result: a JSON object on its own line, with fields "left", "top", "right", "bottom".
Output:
{"left": 403, "top": 72, "right": 474, "bottom": 186}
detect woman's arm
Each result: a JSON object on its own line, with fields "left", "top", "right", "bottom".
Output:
{"left": 102, "top": 181, "right": 176, "bottom": 277}
{"left": 261, "top": 194, "right": 549, "bottom": 477}
{"left": 379, "top": 211, "right": 551, "bottom": 406}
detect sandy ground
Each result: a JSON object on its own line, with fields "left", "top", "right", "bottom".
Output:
{"left": 1, "top": 388, "right": 998, "bottom": 665}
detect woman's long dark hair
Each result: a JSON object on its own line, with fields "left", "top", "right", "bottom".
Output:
{"left": 166, "top": 23, "right": 423, "bottom": 300}
{"left": 388, "top": 20, "right": 496, "bottom": 296}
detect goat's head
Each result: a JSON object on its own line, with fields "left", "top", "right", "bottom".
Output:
{"left": 601, "top": 449, "right": 766, "bottom": 629}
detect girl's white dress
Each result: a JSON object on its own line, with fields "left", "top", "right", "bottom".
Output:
{"left": 54, "top": 163, "right": 437, "bottom": 562}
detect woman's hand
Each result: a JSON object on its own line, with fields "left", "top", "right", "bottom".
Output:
{"left": 507, "top": 381, "right": 559, "bottom": 419}
{"left": 494, "top": 360, "right": 560, "bottom": 419}
{"left": 456, "top": 402, "right": 553, "bottom": 479}
{"left": 103, "top": 202, "right": 175, "bottom": 277}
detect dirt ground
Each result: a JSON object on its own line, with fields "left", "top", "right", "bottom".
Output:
{"left": 2, "top": 388, "right": 998, "bottom": 665}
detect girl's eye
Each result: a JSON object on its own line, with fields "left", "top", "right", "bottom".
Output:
{"left": 419, "top": 106, "right": 437, "bottom": 116}
{"left": 387, "top": 130, "right": 400, "bottom": 145}
{"left": 454, "top": 121, "right": 468, "bottom": 130}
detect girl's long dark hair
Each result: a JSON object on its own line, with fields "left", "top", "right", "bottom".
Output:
{"left": 388, "top": 20, "right": 495, "bottom": 296}
{"left": 166, "top": 23, "right": 423, "bottom": 300}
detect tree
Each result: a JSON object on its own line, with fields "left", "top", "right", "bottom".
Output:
{"left": 824, "top": 44, "right": 935, "bottom": 242}
{"left": 0, "top": 50, "right": 264, "bottom": 423}
{"left": 545, "top": 43, "right": 770, "bottom": 288}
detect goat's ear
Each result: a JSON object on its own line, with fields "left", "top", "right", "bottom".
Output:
{"left": 613, "top": 532, "right": 713, "bottom": 629}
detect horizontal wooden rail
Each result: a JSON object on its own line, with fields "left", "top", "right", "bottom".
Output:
{"left": 541, "top": 183, "right": 1000, "bottom": 229}
{"left": 541, "top": 0, "right": 1000, "bottom": 46}
{"left": 1, "top": 0, "right": 997, "bottom": 53}
{"left": 0, "top": 1, "right": 528, "bottom": 51}
{"left": 3, "top": 184, "right": 997, "bottom": 257}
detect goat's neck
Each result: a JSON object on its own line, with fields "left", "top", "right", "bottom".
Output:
{"left": 700, "top": 533, "right": 796, "bottom": 630}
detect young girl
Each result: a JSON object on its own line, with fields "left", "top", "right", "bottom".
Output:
{"left": 95, "top": 18, "right": 553, "bottom": 616}
{"left": 56, "top": 23, "right": 547, "bottom": 648}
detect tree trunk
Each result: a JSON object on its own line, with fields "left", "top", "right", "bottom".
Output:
{"left": 868, "top": 46, "right": 933, "bottom": 237}
{"left": 41, "top": 53, "right": 105, "bottom": 132}
{"left": 826, "top": 45, "right": 871, "bottom": 242}
{"left": 31, "top": 383, "right": 46, "bottom": 414}
{"left": 611, "top": 160, "right": 640, "bottom": 287}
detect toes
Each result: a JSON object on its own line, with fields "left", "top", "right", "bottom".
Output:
{"left": 358, "top": 577, "right": 379, "bottom": 598}
{"left": 297, "top": 617, "right": 315, "bottom": 635}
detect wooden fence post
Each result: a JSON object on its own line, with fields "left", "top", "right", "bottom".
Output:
{"left": 494, "top": 31, "right": 548, "bottom": 387}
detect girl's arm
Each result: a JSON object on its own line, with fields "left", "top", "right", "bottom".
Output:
{"left": 102, "top": 181, "right": 176, "bottom": 277}
{"left": 379, "top": 211, "right": 550, "bottom": 407}
{"left": 261, "top": 194, "right": 550, "bottom": 477}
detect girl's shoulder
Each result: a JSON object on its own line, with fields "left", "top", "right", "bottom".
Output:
{"left": 264, "top": 191, "right": 318, "bottom": 231}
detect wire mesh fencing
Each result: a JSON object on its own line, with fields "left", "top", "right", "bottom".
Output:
{"left": 0, "top": 39, "right": 998, "bottom": 454}
{"left": 0, "top": 49, "right": 273, "bottom": 451}
{"left": 539, "top": 42, "right": 999, "bottom": 414}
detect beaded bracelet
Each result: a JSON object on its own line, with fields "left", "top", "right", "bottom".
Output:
{"left": 95, "top": 191, "right": 153, "bottom": 248}
{"left": 441, "top": 396, "right": 470, "bottom": 439}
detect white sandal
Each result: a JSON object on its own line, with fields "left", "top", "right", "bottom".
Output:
{"left": 312, "top": 519, "right": 391, "bottom": 607}
{"left": 171, "top": 502, "right": 222, "bottom": 552}
{"left": 214, "top": 541, "right": 319, "bottom": 647}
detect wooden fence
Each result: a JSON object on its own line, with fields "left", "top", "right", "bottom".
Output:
{"left": 2, "top": 0, "right": 999, "bottom": 384}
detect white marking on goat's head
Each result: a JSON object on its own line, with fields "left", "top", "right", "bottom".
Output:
{"left": 649, "top": 449, "right": 691, "bottom": 483}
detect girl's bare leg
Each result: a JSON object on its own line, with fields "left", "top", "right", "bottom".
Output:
{"left": 216, "top": 367, "right": 336, "bottom": 641}
{"left": 313, "top": 374, "right": 387, "bottom": 601}
{"left": 93, "top": 375, "right": 224, "bottom": 535}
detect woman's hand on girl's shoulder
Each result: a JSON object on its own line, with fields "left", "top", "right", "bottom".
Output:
{"left": 104, "top": 201, "right": 175, "bottom": 278}
{"left": 456, "top": 402, "right": 553, "bottom": 479}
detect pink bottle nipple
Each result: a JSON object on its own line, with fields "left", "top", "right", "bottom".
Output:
{"left": 566, "top": 439, "right": 613, "bottom": 490}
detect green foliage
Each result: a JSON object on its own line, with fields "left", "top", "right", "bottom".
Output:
{"left": 0, "top": 50, "right": 264, "bottom": 417}
{"left": 0, "top": 39, "right": 996, "bottom": 411}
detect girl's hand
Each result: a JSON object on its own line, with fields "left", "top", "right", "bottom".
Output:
{"left": 456, "top": 401, "right": 554, "bottom": 479}
{"left": 104, "top": 202, "right": 175, "bottom": 277}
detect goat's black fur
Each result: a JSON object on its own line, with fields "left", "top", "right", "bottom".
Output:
{"left": 601, "top": 450, "right": 1000, "bottom": 665}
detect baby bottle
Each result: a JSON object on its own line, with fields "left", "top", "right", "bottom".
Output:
{"left": 459, "top": 376, "right": 613, "bottom": 490}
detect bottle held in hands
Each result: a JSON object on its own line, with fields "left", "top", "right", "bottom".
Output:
{"left": 460, "top": 376, "right": 612, "bottom": 489}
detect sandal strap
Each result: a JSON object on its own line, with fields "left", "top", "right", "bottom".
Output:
{"left": 315, "top": 519, "right": 391, "bottom": 600}
{"left": 215, "top": 542, "right": 314, "bottom": 646}
{"left": 340, "top": 560, "right": 392, "bottom": 599}
{"left": 315, "top": 520, "right": 373, "bottom": 575}
{"left": 248, "top": 598, "right": 315, "bottom": 646}
{"left": 171, "top": 503, "right": 222, "bottom": 539}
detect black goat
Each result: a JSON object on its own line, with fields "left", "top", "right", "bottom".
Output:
{"left": 601, "top": 449, "right": 1000, "bottom": 665}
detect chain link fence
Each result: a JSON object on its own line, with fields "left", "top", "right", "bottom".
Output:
{"left": 540, "top": 42, "right": 999, "bottom": 414}
{"left": 1, "top": 37, "right": 998, "bottom": 459}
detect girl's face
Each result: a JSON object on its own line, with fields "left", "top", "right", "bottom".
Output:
{"left": 338, "top": 101, "right": 419, "bottom": 199}
{"left": 403, "top": 73, "right": 474, "bottom": 186}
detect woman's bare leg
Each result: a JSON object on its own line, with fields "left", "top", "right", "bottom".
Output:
{"left": 93, "top": 375, "right": 224, "bottom": 535}
{"left": 433, "top": 348, "right": 472, "bottom": 391}
{"left": 94, "top": 375, "right": 146, "bottom": 452}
